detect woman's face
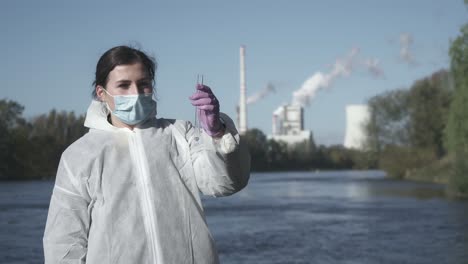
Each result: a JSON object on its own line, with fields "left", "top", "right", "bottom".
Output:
{"left": 96, "top": 63, "right": 153, "bottom": 110}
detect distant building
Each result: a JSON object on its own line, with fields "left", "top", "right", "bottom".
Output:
{"left": 344, "top": 104, "right": 370, "bottom": 150}
{"left": 269, "top": 104, "right": 314, "bottom": 150}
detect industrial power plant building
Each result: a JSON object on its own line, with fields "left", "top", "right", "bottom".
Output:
{"left": 237, "top": 45, "right": 370, "bottom": 150}
{"left": 269, "top": 104, "right": 313, "bottom": 148}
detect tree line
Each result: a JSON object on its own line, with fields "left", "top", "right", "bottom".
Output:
{"left": 363, "top": 19, "right": 468, "bottom": 197}
{"left": 241, "top": 129, "right": 375, "bottom": 172}
{"left": 0, "top": 97, "right": 370, "bottom": 180}
{"left": 0, "top": 100, "right": 87, "bottom": 180}
{"left": 364, "top": 69, "right": 453, "bottom": 179}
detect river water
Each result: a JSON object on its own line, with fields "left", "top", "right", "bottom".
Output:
{"left": 1, "top": 171, "right": 467, "bottom": 264}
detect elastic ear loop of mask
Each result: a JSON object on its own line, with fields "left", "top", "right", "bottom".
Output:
{"left": 102, "top": 88, "right": 114, "bottom": 113}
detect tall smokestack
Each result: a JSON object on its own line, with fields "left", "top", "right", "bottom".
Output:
{"left": 236, "top": 105, "right": 240, "bottom": 130}
{"left": 239, "top": 45, "right": 247, "bottom": 134}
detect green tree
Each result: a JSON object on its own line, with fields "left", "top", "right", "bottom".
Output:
{"left": 365, "top": 89, "right": 411, "bottom": 155}
{"left": 446, "top": 25, "right": 468, "bottom": 152}
{"left": 446, "top": 23, "right": 468, "bottom": 196}
{"left": 242, "top": 128, "right": 269, "bottom": 171}
{"left": 0, "top": 100, "right": 26, "bottom": 179}
{"left": 364, "top": 70, "right": 453, "bottom": 178}
{"left": 266, "top": 139, "right": 288, "bottom": 170}
{"left": 408, "top": 70, "right": 452, "bottom": 157}
{"left": 326, "top": 145, "right": 354, "bottom": 169}
{"left": 27, "top": 110, "right": 87, "bottom": 179}
{"left": 0, "top": 100, "right": 88, "bottom": 180}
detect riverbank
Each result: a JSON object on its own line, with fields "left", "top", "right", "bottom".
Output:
{"left": 400, "top": 156, "right": 468, "bottom": 199}
{"left": 403, "top": 156, "right": 451, "bottom": 185}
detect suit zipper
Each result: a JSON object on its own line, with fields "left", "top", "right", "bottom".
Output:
{"left": 130, "top": 130, "right": 161, "bottom": 263}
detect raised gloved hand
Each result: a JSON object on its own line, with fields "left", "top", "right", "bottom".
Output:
{"left": 189, "top": 84, "right": 225, "bottom": 137}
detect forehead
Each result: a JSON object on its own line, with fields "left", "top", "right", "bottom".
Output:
{"left": 108, "top": 63, "right": 149, "bottom": 82}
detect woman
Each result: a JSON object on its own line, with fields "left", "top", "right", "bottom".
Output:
{"left": 43, "top": 46, "right": 250, "bottom": 263}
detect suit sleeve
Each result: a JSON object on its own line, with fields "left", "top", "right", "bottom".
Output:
{"left": 43, "top": 155, "right": 92, "bottom": 264}
{"left": 186, "top": 113, "right": 251, "bottom": 197}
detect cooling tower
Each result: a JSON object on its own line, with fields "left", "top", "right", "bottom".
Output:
{"left": 344, "top": 105, "right": 370, "bottom": 149}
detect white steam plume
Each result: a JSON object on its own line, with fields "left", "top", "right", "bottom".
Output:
{"left": 399, "top": 33, "right": 416, "bottom": 65}
{"left": 363, "top": 58, "right": 385, "bottom": 78}
{"left": 292, "top": 48, "right": 385, "bottom": 106}
{"left": 292, "top": 48, "right": 359, "bottom": 106}
{"left": 246, "top": 82, "right": 276, "bottom": 105}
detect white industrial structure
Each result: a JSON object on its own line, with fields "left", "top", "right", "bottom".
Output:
{"left": 344, "top": 104, "right": 370, "bottom": 149}
{"left": 238, "top": 45, "right": 247, "bottom": 135}
{"left": 269, "top": 104, "right": 313, "bottom": 147}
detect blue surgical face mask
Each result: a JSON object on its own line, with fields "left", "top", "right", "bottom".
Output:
{"left": 103, "top": 89, "right": 157, "bottom": 125}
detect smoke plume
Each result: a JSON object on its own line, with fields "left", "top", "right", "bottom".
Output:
{"left": 399, "top": 33, "right": 416, "bottom": 65}
{"left": 292, "top": 48, "right": 359, "bottom": 106}
{"left": 291, "top": 48, "right": 385, "bottom": 106}
{"left": 363, "top": 58, "right": 385, "bottom": 78}
{"left": 246, "top": 82, "right": 276, "bottom": 105}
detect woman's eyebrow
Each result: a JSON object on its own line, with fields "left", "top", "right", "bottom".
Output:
{"left": 137, "top": 78, "right": 151, "bottom": 82}
{"left": 116, "top": 79, "right": 131, "bottom": 84}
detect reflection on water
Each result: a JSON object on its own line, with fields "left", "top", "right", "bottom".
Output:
{"left": 1, "top": 171, "right": 467, "bottom": 264}
{"left": 258, "top": 170, "right": 447, "bottom": 200}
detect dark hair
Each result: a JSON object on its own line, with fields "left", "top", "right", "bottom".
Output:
{"left": 92, "top": 45, "right": 157, "bottom": 99}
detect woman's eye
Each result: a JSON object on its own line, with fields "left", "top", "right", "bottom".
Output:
{"left": 143, "top": 87, "right": 152, "bottom": 93}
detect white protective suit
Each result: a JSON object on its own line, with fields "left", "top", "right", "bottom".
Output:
{"left": 43, "top": 100, "right": 251, "bottom": 264}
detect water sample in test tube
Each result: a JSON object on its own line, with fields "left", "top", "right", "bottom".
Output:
{"left": 194, "top": 74, "right": 204, "bottom": 142}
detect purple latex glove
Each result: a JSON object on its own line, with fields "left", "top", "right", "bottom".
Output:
{"left": 189, "top": 84, "right": 224, "bottom": 137}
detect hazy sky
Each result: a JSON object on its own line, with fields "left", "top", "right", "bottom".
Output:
{"left": 1, "top": 0, "right": 466, "bottom": 145}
